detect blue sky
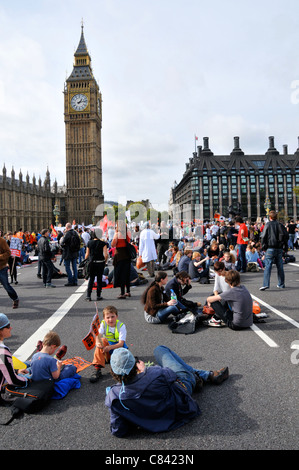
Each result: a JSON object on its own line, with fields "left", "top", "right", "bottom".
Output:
{"left": 1, "top": 0, "right": 299, "bottom": 210}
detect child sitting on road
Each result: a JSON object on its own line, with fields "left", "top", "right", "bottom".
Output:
{"left": 206, "top": 270, "right": 253, "bottom": 330}
{"left": 90, "top": 305, "right": 128, "bottom": 383}
{"left": 23, "top": 331, "right": 76, "bottom": 382}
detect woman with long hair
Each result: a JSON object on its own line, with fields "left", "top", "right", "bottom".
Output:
{"left": 111, "top": 220, "right": 132, "bottom": 299}
{"left": 141, "top": 271, "right": 179, "bottom": 323}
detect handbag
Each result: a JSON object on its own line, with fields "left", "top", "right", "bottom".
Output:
{"left": 126, "top": 240, "right": 137, "bottom": 260}
{"left": 136, "top": 256, "right": 145, "bottom": 269}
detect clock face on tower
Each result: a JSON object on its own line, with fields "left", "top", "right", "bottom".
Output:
{"left": 71, "top": 93, "right": 88, "bottom": 111}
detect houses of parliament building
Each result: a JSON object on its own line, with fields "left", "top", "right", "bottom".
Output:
{"left": 0, "top": 25, "right": 104, "bottom": 234}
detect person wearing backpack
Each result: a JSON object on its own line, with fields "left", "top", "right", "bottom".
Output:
{"left": 259, "top": 211, "right": 287, "bottom": 291}
{"left": 61, "top": 223, "right": 80, "bottom": 286}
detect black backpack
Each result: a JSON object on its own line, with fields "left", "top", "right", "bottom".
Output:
{"left": 69, "top": 231, "right": 81, "bottom": 252}
{"left": 2, "top": 379, "right": 55, "bottom": 425}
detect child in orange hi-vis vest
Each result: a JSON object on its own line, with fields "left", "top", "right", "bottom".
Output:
{"left": 90, "top": 305, "right": 128, "bottom": 383}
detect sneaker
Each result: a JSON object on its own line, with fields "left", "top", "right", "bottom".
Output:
{"left": 46, "top": 283, "right": 56, "bottom": 288}
{"left": 36, "top": 340, "right": 43, "bottom": 352}
{"left": 85, "top": 296, "right": 91, "bottom": 301}
{"left": 89, "top": 367, "right": 102, "bottom": 383}
{"left": 55, "top": 345, "right": 67, "bottom": 360}
{"left": 12, "top": 299, "right": 19, "bottom": 309}
{"left": 259, "top": 286, "right": 269, "bottom": 291}
{"left": 204, "top": 316, "right": 225, "bottom": 327}
{"left": 277, "top": 285, "right": 285, "bottom": 289}
{"left": 209, "top": 367, "right": 229, "bottom": 384}
{"left": 255, "top": 312, "right": 268, "bottom": 319}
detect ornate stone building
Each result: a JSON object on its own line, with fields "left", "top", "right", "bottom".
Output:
{"left": 0, "top": 166, "right": 53, "bottom": 233}
{"left": 64, "top": 25, "right": 104, "bottom": 225}
{"left": 170, "top": 136, "right": 299, "bottom": 222}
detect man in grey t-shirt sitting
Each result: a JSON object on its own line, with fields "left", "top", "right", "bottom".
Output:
{"left": 206, "top": 270, "right": 253, "bottom": 329}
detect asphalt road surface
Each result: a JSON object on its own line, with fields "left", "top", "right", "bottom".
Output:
{"left": 0, "top": 256, "right": 298, "bottom": 455}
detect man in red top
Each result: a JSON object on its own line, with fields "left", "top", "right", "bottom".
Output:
{"left": 235, "top": 216, "right": 248, "bottom": 273}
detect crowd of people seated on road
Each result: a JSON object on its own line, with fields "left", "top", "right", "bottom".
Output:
{"left": 0, "top": 215, "right": 298, "bottom": 437}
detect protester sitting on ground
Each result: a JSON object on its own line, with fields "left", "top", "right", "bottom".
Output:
{"left": 165, "top": 271, "right": 202, "bottom": 314}
{"left": 254, "top": 242, "right": 265, "bottom": 267}
{"left": 188, "top": 251, "right": 209, "bottom": 282}
{"left": 220, "top": 251, "right": 236, "bottom": 271}
{"left": 245, "top": 245, "right": 263, "bottom": 270}
{"left": 159, "top": 245, "right": 179, "bottom": 271}
{"left": 229, "top": 244, "right": 238, "bottom": 261}
{"left": 90, "top": 306, "right": 128, "bottom": 383}
{"left": 0, "top": 314, "right": 29, "bottom": 405}
{"left": 207, "top": 241, "right": 220, "bottom": 265}
{"left": 23, "top": 331, "right": 76, "bottom": 382}
{"left": 142, "top": 271, "right": 179, "bottom": 324}
{"left": 206, "top": 270, "right": 253, "bottom": 329}
{"left": 212, "top": 261, "right": 231, "bottom": 295}
{"left": 105, "top": 345, "right": 229, "bottom": 437}
{"left": 177, "top": 249, "right": 193, "bottom": 272}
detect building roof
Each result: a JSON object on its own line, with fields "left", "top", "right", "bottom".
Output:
{"left": 66, "top": 25, "right": 94, "bottom": 82}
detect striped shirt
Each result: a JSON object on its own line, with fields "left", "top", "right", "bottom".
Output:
{"left": 0, "top": 342, "right": 28, "bottom": 390}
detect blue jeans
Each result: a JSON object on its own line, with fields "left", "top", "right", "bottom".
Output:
{"left": 288, "top": 234, "right": 295, "bottom": 250}
{"left": 156, "top": 305, "right": 180, "bottom": 322}
{"left": 263, "top": 248, "right": 285, "bottom": 288}
{"left": 78, "top": 247, "right": 85, "bottom": 264}
{"left": 64, "top": 258, "right": 78, "bottom": 284}
{"left": 0, "top": 267, "right": 18, "bottom": 301}
{"left": 154, "top": 345, "right": 210, "bottom": 395}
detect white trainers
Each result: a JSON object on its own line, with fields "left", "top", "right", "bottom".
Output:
{"left": 205, "top": 317, "right": 226, "bottom": 327}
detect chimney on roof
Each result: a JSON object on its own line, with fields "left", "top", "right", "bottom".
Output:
{"left": 201, "top": 137, "right": 213, "bottom": 155}
{"left": 266, "top": 136, "right": 279, "bottom": 155}
{"left": 230, "top": 136, "right": 244, "bottom": 156}
{"left": 283, "top": 144, "right": 288, "bottom": 155}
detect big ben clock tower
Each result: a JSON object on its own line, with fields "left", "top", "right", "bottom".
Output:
{"left": 64, "top": 24, "right": 104, "bottom": 224}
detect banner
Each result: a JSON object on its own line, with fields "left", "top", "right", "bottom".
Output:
{"left": 82, "top": 311, "right": 101, "bottom": 350}
{"left": 62, "top": 356, "right": 92, "bottom": 372}
{"left": 9, "top": 237, "right": 22, "bottom": 258}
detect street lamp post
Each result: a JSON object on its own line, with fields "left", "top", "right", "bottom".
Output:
{"left": 264, "top": 197, "right": 271, "bottom": 217}
{"left": 53, "top": 204, "right": 60, "bottom": 226}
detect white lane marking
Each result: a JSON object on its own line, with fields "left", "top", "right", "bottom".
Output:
{"left": 252, "top": 295, "right": 299, "bottom": 329}
{"left": 250, "top": 324, "right": 279, "bottom": 348}
{"left": 14, "top": 282, "right": 87, "bottom": 361}
{"left": 289, "top": 263, "right": 299, "bottom": 267}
